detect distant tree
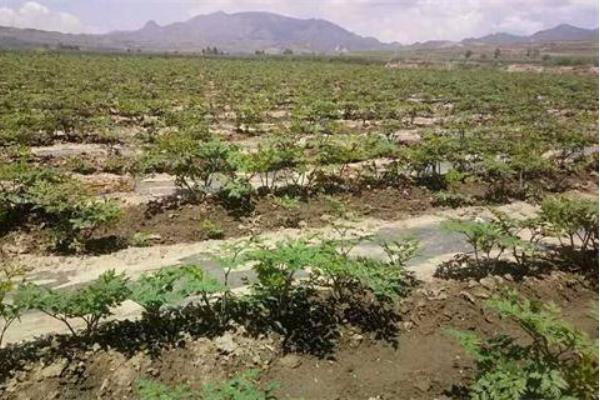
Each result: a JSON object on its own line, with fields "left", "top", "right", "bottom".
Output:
{"left": 283, "top": 48, "right": 294, "bottom": 55}
{"left": 464, "top": 49, "right": 473, "bottom": 59}
{"left": 494, "top": 47, "right": 501, "bottom": 59}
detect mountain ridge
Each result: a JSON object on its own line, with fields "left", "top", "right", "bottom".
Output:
{"left": 0, "top": 12, "right": 597, "bottom": 53}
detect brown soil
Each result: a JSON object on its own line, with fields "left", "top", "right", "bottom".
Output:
{"left": 110, "top": 185, "right": 433, "bottom": 243}
{"left": 1, "top": 272, "right": 596, "bottom": 400}
{"left": 0, "top": 185, "right": 434, "bottom": 255}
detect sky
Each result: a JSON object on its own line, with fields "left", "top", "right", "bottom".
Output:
{"left": 0, "top": 0, "right": 597, "bottom": 44}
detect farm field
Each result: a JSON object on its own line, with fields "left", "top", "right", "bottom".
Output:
{"left": 0, "top": 51, "right": 598, "bottom": 399}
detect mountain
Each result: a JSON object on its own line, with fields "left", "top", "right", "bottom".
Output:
{"left": 0, "top": 11, "right": 394, "bottom": 53}
{"left": 462, "top": 24, "right": 598, "bottom": 46}
{"left": 0, "top": 15, "right": 597, "bottom": 54}
{"left": 462, "top": 32, "right": 528, "bottom": 46}
{"left": 530, "top": 23, "right": 599, "bottom": 42}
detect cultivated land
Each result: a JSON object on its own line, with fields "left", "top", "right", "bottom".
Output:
{"left": 0, "top": 51, "right": 598, "bottom": 399}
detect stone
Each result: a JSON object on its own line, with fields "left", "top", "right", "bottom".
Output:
{"left": 479, "top": 277, "right": 496, "bottom": 291}
{"left": 39, "top": 359, "right": 68, "bottom": 379}
{"left": 278, "top": 354, "right": 302, "bottom": 369}
{"left": 414, "top": 377, "right": 432, "bottom": 392}
{"left": 460, "top": 291, "right": 476, "bottom": 304}
{"left": 215, "top": 332, "right": 237, "bottom": 354}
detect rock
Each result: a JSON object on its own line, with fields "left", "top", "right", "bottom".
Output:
{"left": 39, "top": 359, "right": 68, "bottom": 379}
{"left": 91, "top": 342, "right": 102, "bottom": 353}
{"left": 320, "top": 214, "right": 333, "bottom": 222}
{"left": 278, "top": 354, "right": 302, "bottom": 369}
{"left": 460, "top": 291, "right": 476, "bottom": 304}
{"left": 298, "top": 220, "right": 308, "bottom": 228}
{"left": 479, "top": 277, "right": 496, "bottom": 291}
{"left": 391, "top": 129, "right": 421, "bottom": 145}
{"left": 472, "top": 287, "right": 490, "bottom": 299}
{"left": 467, "top": 279, "right": 479, "bottom": 288}
{"left": 426, "top": 287, "right": 448, "bottom": 301}
{"left": 215, "top": 332, "right": 237, "bottom": 354}
{"left": 414, "top": 376, "right": 432, "bottom": 392}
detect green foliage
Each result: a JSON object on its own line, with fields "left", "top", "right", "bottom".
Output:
{"left": 15, "top": 270, "right": 129, "bottom": 336}
{"left": 247, "top": 239, "right": 315, "bottom": 315}
{"left": 129, "top": 265, "right": 223, "bottom": 318}
{"left": 137, "top": 370, "right": 276, "bottom": 400}
{"left": 144, "top": 133, "right": 239, "bottom": 199}
{"left": 0, "top": 262, "right": 29, "bottom": 347}
{"left": 442, "top": 218, "right": 516, "bottom": 265}
{"left": 200, "top": 220, "right": 225, "bottom": 240}
{"left": 0, "top": 163, "right": 121, "bottom": 250}
{"left": 449, "top": 290, "right": 598, "bottom": 400}
{"left": 309, "top": 237, "right": 417, "bottom": 301}
{"left": 539, "top": 196, "right": 598, "bottom": 253}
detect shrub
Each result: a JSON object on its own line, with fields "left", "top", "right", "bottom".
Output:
{"left": 200, "top": 220, "right": 225, "bottom": 240}
{"left": 0, "top": 163, "right": 121, "bottom": 250}
{"left": 217, "top": 176, "right": 255, "bottom": 211}
{"left": 539, "top": 196, "right": 598, "bottom": 254}
{"left": 129, "top": 265, "right": 223, "bottom": 319}
{"left": 15, "top": 270, "right": 129, "bottom": 337}
{"left": 442, "top": 218, "right": 516, "bottom": 265}
{"left": 449, "top": 290, "right": 598, "bottom": 400}
{"left": 144, "top": 133, "right": 238, "bottom": 199}
{"left": 247, "top": 239, "right": 316, "bottom": 316}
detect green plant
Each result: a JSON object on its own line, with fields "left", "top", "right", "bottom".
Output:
{"left": 309, "top": 238, "right": 417, "bottom": 301}
{"left": 0, "top": 261, "right": 29, "bottom": 347}
{"left": 218, "top": 176, "right": 255, "bottom": 211}
{"left": 131, "top": 232, "right": 154, "bottom": 247}
{"left": 129, "top": 265, "right": 223, "bottom": 319}
{"left": 433, "top": 191, "right": 473, "bottom": 208}
{"left": 145, "top": 133, "right": 238, "bottom": 199}
{"left": 247, "top": 239, "right": 316, "bottom": 316}
{"left": 15, "top": 270, "right": 129, "bottom": 337}
{"left": 129, "top": 267, "right": 185, "bottom": 319}
{"left": 0, "top": 163, "right": 121, "bottom": 250}
{"left": 273, "top": 195, "right": 300, "bottom": 211}
{"left": 137, "top": 370, "right": 277, "bottom": 400}
{"left": 200, "top": 220, "right": 225, "bottom": 240}
{"left": 539, "top": 196, "right": 598, "bottom": 254}
{"left": 212, "top": 238, "right": 259, "bottom": 320}
{"left": 442, "top": 218, "right": 515, "bottom": 265}
{"left": 449, "top": 290, "right": 598, "bottom": 400}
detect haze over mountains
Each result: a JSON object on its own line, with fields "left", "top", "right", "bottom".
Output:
{"left": 0, "top": 11, "right": 597, "bottom": 54}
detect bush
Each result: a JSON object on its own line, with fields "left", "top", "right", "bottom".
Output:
{"left": 15, "top": 270, "right": 130, "bottom": 337}
{"left": 144, "top": 133, "right": 239, "bottom": 199}
{"left": 539, "top": 196, "right": 598, "bottom": 254}
{"left": 449, "top": 290, "right": 598, "bottom": 400}
{"left": 129, "top": 265, "right": 223, "bottom": 319}
{"left": 442, "top": 218, "right": 516, "bottom": 265}
{"left": 0, "top": 163, "right": 121, "bottom": 250}
{"left": 247, "top": 239, "right": 316, "bottom": 316}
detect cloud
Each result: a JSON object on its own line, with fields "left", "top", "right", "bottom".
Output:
{"left": 0, "top": 1, "right": 86, "bottom": 33}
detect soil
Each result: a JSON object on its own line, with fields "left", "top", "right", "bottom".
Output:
{"left": 1, "top": 184, "right": 435, "bottom": 255}
{"left": 1, "top": 271, "right": 596, "bottom": 400}
{"left": 113, "top": 184, "right": 433, "bottom": 244}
